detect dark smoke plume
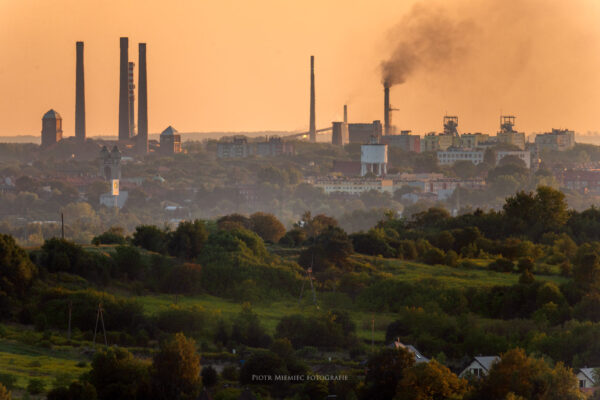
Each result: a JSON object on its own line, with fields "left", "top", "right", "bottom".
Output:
{"left": 381, "top": 3, "right": 476, "bottom": 87}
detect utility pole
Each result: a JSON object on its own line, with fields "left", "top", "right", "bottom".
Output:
{"left": 61, "top": 212, "right": 64, "bottom": 239}
{"left": 93, "top": 303, "right": 108, "bottom": 347}
{"left": 67, "top": 301, "right": 72, "bottom": 341}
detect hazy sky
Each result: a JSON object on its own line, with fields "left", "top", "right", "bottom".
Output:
{"left": 1, "top": 0, "right": 600, "bottom": 137}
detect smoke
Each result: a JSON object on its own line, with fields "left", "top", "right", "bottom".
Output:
{"left": 381, "top": 3, "right": 476, "bottom": 87}
{"left": 378, "top": 0, "right": 600, "bottom": 133}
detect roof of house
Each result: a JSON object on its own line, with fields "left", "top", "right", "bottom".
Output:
{"left": 578, "top": 368, "right": 599, "bottom": 384}
{"left": 43, "top": 109, "right": 62, "bottom": 120}
{"left": 392, "top": 340, "right": 429, "bottom": 363}
{"left": 161, "top": 126, "right": 178, "bottom": 136}
{"left": 472, "top": 356, "right": 500, "bottom": 372}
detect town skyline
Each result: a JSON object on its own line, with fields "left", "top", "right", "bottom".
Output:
{"left": 1, "top": 0, "right": 600, "bottom": 138}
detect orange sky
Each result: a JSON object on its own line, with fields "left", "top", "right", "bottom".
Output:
{"left": 1, "top": 0, "right": 600, "bottom": 138}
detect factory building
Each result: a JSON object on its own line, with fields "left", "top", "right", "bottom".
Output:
{"left": 216, "top": 137, "right": 294, "bottom": 158}
{"left": 361, "top": 137, "right": 388, "bottom": 176}
{"left": 422, "top": 116, "right": 461, "bottom": 152}
{"left": 535, "top": 129, "right": 575, "bottom": 151}
{"left": 348, "top": 121, "right": 382, "bottom": 144}
{"left": 41, "top": 110, "right": 63, "bottom": 148}
{"left": 159, "top": 126, "right": 182, "bottom": 155}
{"left": 99, "top": 145, "right": 122, "bottom": 180}
{"left": 128, "top": 61, "right": 135, "bottom": 136}
{"left": 381, "top": 131, "right": 420, "bottom": 152}
{"left": 459, "top": 133, "right": 490, "bottom": 149}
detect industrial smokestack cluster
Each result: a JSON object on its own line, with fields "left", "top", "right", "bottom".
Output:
{"left": 116, "top": 37, "right": 148, "bottom": 153}
{"left": 75, "top": 42, "right": 86, "bottom": 141}
{"left": 309, "top": 55, "right": 316, "bottom": 143}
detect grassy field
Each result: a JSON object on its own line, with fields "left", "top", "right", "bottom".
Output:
{"left": 0, "top": 338, "right": 90, "bottom": 393}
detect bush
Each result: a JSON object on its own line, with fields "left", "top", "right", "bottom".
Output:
{"left": 27, "top": 378, "right": 45, "bottom": 395}
{"left": 444, "top": 250, "right": 459, "bottom": 267}
{"left": 132, "top": 225, "right": 168, "bottom": 254}
{"left": 279, "top": 229, "right": 306, "bottom": 247}
{"left": 92, "top": 227, "right": 127, "bottom": 245}
{"left": 421, "top": 248, "right": 445, "bottom": 265}
{"left": 489, "top": 258, "right": 515, "bottom": 273}
{"left": 0, "top": 374, "right": 16, "bottom": 391}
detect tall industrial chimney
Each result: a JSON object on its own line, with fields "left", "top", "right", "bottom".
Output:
{"left": 128, "top": 61, "right": 135, "bottom": 136}
{"left": 384, "top": 84, "right": 390, "bottom": 136}
{"left": 309, "top": 55, "right": 316, "bottom": 143}
{"left": 137, "top": 43, "right": 148, "bottom": 154}
{"left": 118, "top": 37, "right": 130, "bottom": 141}
{"left": 75, "top": 42, "right": 86, "bottom": 141}
{"left": 343, "top": 104, "right": 348, "bottom": 124}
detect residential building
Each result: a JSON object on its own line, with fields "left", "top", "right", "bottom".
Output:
{"left": 535, "top": 129, "right": 575, "bottom": 151}
{"left": 423, "top": 133, "right": 458, "bottom": 152}
{"left": 576, "top": 368, "right": 598, "bottom": 391}
{"left": 391, "top": 339, "right": 429, "bottom": 364}
{"left": 460, "top": 133, "right": 490, "bottom": 149}
{"left": 255, "top": 136, "right": 295, "bottom": 156}
{"left": 459, "top": 356, "right": 500, "bottom": 379}
{"left": 307, "top": 177, "right": 394, "bottom": 195}
{"left": 217, "top": 136, "right": 294, "bottom": 158}
{"left": 217, "top": 137, "right": 251, "bottom": 158}
{"left": 561, "top": 169, "right": 600, "bottom": 193}
{"left": 437, "top": 148, "right": 485, "bottom": 165}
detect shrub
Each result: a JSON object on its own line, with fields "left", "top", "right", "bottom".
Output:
{"left": 489, "top": 258, "right": 515, "bottom": 273}
{"left": 27, "top": 378, "right": 45, "bottom": 395}
{"left": 92, "top": 227, "right": 127, "bottom": 245}
{"left": 422, "top": 248, "right": 445, "bottom": 266}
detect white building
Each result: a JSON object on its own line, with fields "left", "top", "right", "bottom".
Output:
{"left": 437, "top": 148, "right": 484, "bottom": 165}
{"left": 308, "top": 177, "right": 393, "bottom": 195}
{"left": 459, "top": 356, "right": 500, "bottom": 379}
{"left": 361, "top": 138, "right": 388, "bottom": 176}
{"left": 576, "top": 368, "right": 598, "bottom": 390}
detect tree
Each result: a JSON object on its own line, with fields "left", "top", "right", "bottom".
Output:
{"left": 201, "top": 366, "right": 218, "bottom": 389}
{"left": 362, "top": 348, "right": 415, "bottom": 400}
{"left": 168, "top": 220, "right": 208, "bottom": 260}
{"left": 92, "top": 227, "right": 127, "bottom": 245}
{"left": 0, "top": 234, "right": 37, "bottom": 301}
{"left": 152, "top": 333, "right": 201, "bottom": 400}
{"left": 573, "top": 246, "right": 600, "bottom": 291}
{"left": 112, "top": 245, "right": 146, "bottom": 280}
{"left": 0, "top": 383, "right": 10, "bottom": 400}
{"left": 47, "top": 382, "right": 97, "bottom": 400}
{"left": 132, "top": 225, "right": 169, "bottom": 254}
{"left": 298, "top": 226, "right": 353, "bottom": 272}
{"left": 89, "top": 347, "right": 150, "bottom": 400}
{"left": 231, "top": 303, "right": 271, "bottom": 348}
{"left": 249, "top": 212, "right": 286, "bottom": 243}
{"left": 395, "top": 359, "right": 468, "bottom": 400}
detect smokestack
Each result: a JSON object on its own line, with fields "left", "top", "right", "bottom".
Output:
{"left": 309, "top": 55, "right": 316, "bottom": 143}
{"left": 137, "top": 43, "right": 148, "bottom": 154}
{"left": 75, "top": 42, "right": 86, "bottom": 141}
{"left": 343, "top": 105, "right": 348, "bottom": 124}
{"left": 118, "top": 37, "right": 130, "bottom": 141}
{"left": 128, "top": 61, "right": 135, "bottom": 136}
{"left": 384, "top": 84, "right": 390, "bottom": 135}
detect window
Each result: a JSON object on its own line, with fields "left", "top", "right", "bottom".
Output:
{"left": 579, "top": 380, "right": 586, "bottom": 388}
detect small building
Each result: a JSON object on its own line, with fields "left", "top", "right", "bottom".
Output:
{"left": 332, "top": 160, "right": 361, "bottom": 176}
{"left": 348, "top": 121, "right": 382, "bottom": 144}
{"left": 331, "top": 121, "right": 349, "bottom": 146}
{"left": 41, "top": 109, "right": 63, "bottom": 148}
{"left": 561, "top": 169, "right": 600, "bottom": 193}
{"left": 159, "top": 126, "right": 182, "bottom": 155}
{"left": 361, "top": 137, "right": 388, "bottom": 176}
{"left": 535, "top": 129, "right": 575, "bottom": 152}
{"left": 576, "top": 368, "right": 598, "bottom": 391}
{"left": 423, "top": 133, "right": 458, "bottom": 152}
{"left": 460, "top": 133, "right": 490, "bottom": 149}
{"left": 391, "top": 339, "right": 429, "bottom": 364}
{"left": 381, "top": 131, "right": 421, "bottom": 152}
{"left": 459, "top": 356, "right": 500, "bottom": 379}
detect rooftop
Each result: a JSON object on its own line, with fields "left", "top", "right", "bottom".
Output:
{"left": 43, "top": 109, "right": 62, "bottom": 120}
